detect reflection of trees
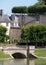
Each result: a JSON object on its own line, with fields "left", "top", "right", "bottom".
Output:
{"left": 3, "top": 59, "right": 27, "bottom": 65}
{"left": 35, "top": 59, "right": 46, "bottom": 65}
{"left": 29, "top": 60, "right": 35, "bottom": 65}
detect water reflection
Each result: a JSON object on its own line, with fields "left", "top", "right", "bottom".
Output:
{"left": 0, "top": 59, "right": 26, "bottom": 65}
{"left": 0, "top": 59, "right": 46, "bottom": 65}
{"left": 35, "top": 59, "right": 46, "bottom": 65}
{"left": 29, "top": 59, "right": 35, "bottom": 65}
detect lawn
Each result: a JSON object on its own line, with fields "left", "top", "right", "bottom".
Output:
{"left": 0, "top": 50, "right": 11, "bottom": 58}
{"left": 35, "top": 48, "right": 46, "bottom": 57}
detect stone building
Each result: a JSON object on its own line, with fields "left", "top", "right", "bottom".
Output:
{"left": 0, "top": 10, "right": 46, "bottom": 41}
{"left": 9, "top": 27, "right": 21, "bottom": 41}
{"left": 18, "top": 14, "right": 46, "bottom": 26}
{"left": 0, "top": 10, "right": 20, "bottom": 41}
{"left": 10, "top": 14, "right": 46, "bottom": 41}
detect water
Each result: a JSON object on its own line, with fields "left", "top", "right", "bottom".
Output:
{"left": 0, "top": 59, "right": 46, "bottom": 65}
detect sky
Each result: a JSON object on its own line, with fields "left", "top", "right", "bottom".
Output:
{"left": 0, "top": 0, "right": 38, "bottom": 15}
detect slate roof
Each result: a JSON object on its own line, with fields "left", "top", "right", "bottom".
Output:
{"left": 0, "top": 14, "right": 11, "bottom": 23}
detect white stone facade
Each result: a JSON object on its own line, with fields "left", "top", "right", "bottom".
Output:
{"left": 0, "top": 12, "right": 19, "bottom": 35}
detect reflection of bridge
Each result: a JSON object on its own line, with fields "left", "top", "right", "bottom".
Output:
{"left": 2, "top": 45, "right": 35, "bottom": 58}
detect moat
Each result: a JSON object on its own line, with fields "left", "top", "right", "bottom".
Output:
{"left": 0, "top": 59, "right": 46, "bottom": 65}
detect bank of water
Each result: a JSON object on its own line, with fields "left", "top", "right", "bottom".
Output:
{"left": 0, "top": 58, "right": 46, "bottom": 65}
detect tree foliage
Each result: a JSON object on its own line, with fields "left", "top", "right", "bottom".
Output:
{"left": 12, "top": 6, "right": 27, "bottom": 14}
{"left": 21, "top": 24, "right": 46, "bottom": 46}
{"left": 0, "top": 26, "right": 7, "bottom": 42}
{"left": 28, "top": 5, "right": 46, "bottom": 14}
{"left": 12, "top": 2, "right": 46, "bottom": 15}
{"left": 38, "top": 0, "right": 46, "bottom": 5}
{"left": 5, "top": 35, "right": 9, "bottom": 42}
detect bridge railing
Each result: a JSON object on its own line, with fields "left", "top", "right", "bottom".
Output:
{"left": 0, "top": 45, "right": 35, "bottom": 51}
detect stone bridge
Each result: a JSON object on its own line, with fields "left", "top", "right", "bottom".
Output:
{"left": 1, "top": 45, "right": 36, "bottom": 58}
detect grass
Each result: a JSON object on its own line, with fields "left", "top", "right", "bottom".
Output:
{"left": 35, "top": 48, "right": 46, "bottom": 57}
{"left": 0, "top": 50, "right": 11, "bottom": 58}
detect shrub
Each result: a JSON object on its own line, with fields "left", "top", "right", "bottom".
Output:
{"left": 21, "top": 24, "right": 46, "bottom": 46}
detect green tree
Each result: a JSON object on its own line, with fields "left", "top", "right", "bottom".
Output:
{"left": 0, "top": 26, "right": 7, "bottom": 42}
{"left": 12, "top": 6, "right": 27, "bottom": 13}
{"left": 21, "top": 24, "right": 46, "bottom": 47}
{"left": 5, "top": 35, "right": 9, "bottom": 42}
{"left": 28, "top": 5, "right": 46, "bottom": 14}
{"left": 28, "top": 0, "right": 46, "bottom": 15}
{"left": 38, "top": 0, "right": 46, "bottom": 5}
{"left": 28, "top": 6, "right": 38, "bottom": 14}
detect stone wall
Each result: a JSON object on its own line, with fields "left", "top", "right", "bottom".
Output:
{"left": 9, "top": 27, "right": 21, "bottom": 41}
{"left": 9, "top": 14, "right": 46, "bottom": 41}
{"left": 40, "top": 14, "right": 46, "bottom": 24}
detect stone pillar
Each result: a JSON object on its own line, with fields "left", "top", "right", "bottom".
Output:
{"left": 9, "top": 27, "right": 21, "bottom": 42}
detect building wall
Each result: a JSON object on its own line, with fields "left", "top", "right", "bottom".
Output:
{"left": 9, "top": 27, "right": 21, "bottom": 41}
{"left": 40, "top": 14, "right": 46, "bottom": 24}
{"left": 0, "top": 14, "right": 46, "bottom": 41}
{"left": 0, "top": 15, "right": 19, "bottom": 35}
{"left": 18, "top": 15, "right": 36, "bottom": 26}
{"left": 0, "top": 23, "right": 10, "bottom": 35}
{"left": 18, "top": 14, "right": 46, "bottom": 26}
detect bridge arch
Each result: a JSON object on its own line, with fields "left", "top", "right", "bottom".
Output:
{"left": 12, "top": 52, "right": 26, "bottom": 58}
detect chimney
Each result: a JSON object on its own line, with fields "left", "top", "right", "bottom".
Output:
{"left": 0, "top": 10, "right": 3, "bottom": 16}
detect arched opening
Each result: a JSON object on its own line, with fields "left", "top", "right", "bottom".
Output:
{"left": 12, "top": 52, "right": 26, "bottom": 59}
{"left": 29, "top": 54, "right": 37, "bottom": 59}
